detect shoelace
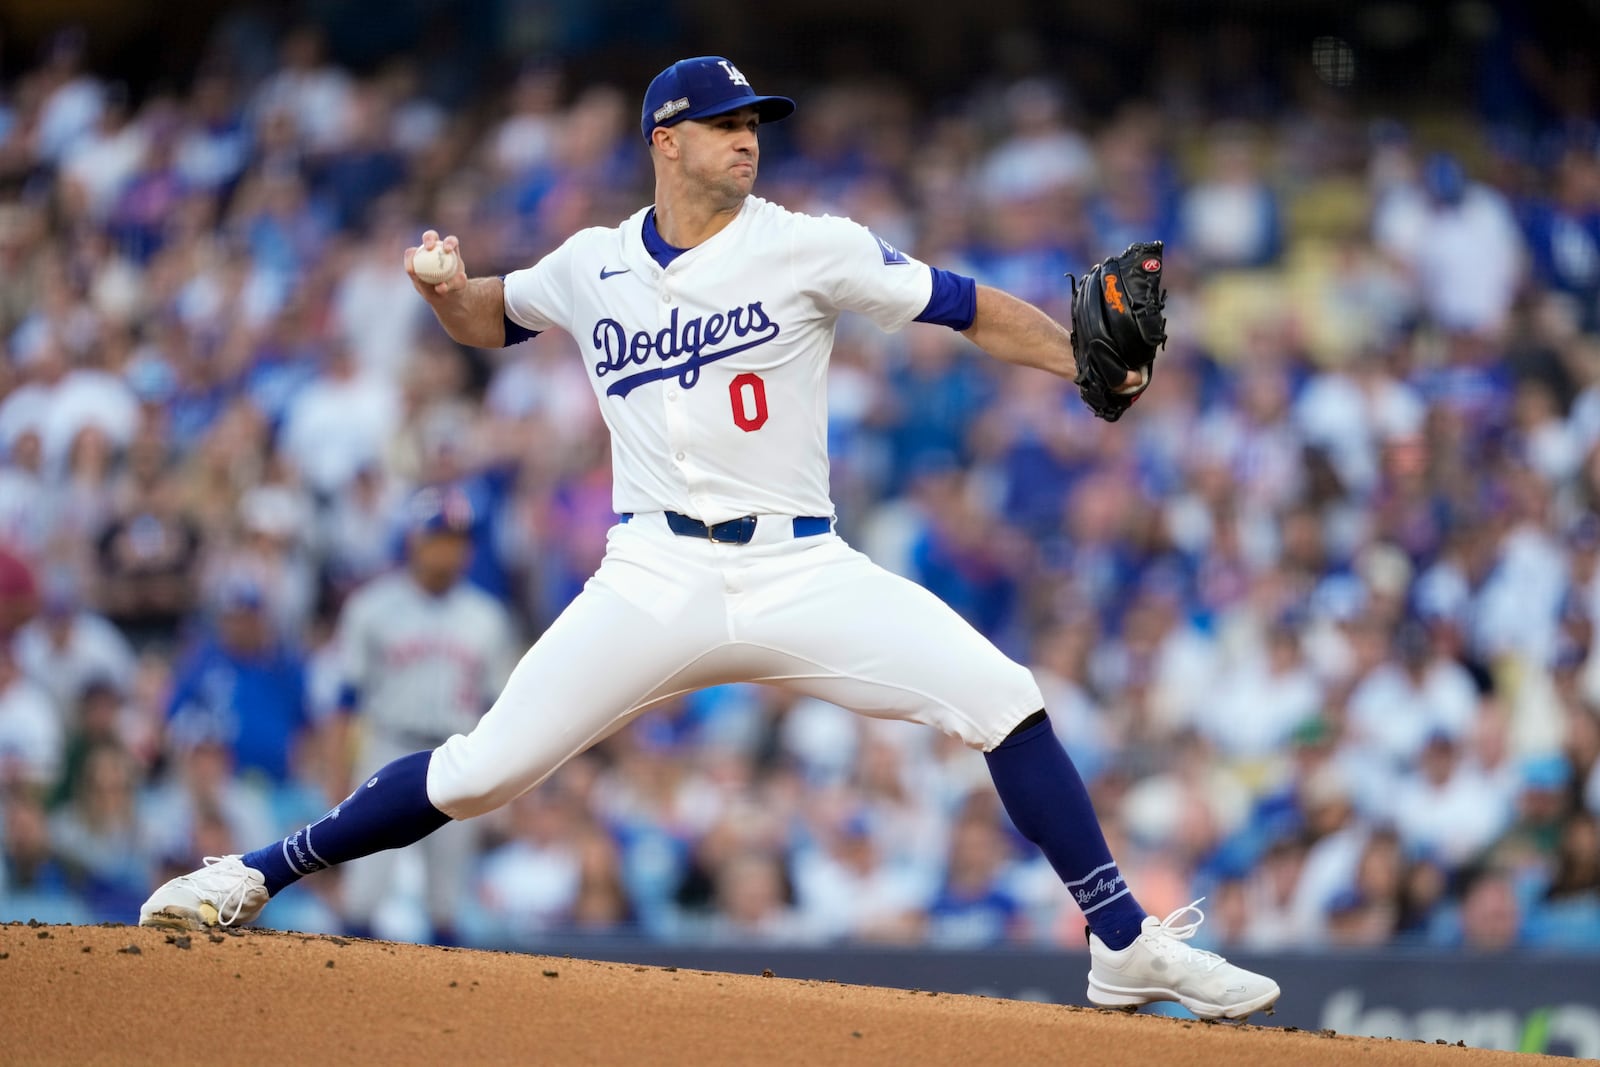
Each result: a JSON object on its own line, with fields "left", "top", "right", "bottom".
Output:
{"left": 176, "top": 856, "right": 256, "bottom": 927}
{"left": 1146, "top": 898, "right": 1224, "bottom": 971}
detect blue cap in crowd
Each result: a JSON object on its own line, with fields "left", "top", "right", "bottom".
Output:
{"left": 407, "top": 485, "right": 474, "bottom": 537}
{"left": 1521, "top": 753, "right": 1572, "bottom": 793}
{"left": 1423, "top": 152, "right": 1466, "bottom": 205}
{"left": 217, "top": 573, "right": 266, "bottom": 613}
{"left": 640, "top": 56, "right": 795, "bottom": 142}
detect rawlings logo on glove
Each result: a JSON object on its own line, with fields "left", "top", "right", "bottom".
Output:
{"left": 1069, "top": 240, "right": 1167, "bottom": 422}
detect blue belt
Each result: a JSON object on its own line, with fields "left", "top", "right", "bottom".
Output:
{"left": 621, "top": 511, "right": 831, "bottom": 545}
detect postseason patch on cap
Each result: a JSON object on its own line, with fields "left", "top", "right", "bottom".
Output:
{"left": 653, "top": 97, "right": 690, "bottom": 123}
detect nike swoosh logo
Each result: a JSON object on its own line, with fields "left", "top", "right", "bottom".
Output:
{"left": 599, "top": 267, "right": 631, "bottom": 280}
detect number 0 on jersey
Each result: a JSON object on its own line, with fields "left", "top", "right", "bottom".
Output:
{"left": 729, "top": 372, "right": 769, "bottom": 432}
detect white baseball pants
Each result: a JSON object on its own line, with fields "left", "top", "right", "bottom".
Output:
{"left": 426, "top": 515, "right": 1042, "bottom": 819}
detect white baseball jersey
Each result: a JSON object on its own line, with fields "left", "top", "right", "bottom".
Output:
{"left": 503, "top": 197, "right": 933, "bottom": 523}
{"left": 336, "top": 573, "right": 518, "bottom": 740}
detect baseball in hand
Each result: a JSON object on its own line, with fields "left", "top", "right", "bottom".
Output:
{"left": 412, "top": 244, "right": 460, "bottom": 286}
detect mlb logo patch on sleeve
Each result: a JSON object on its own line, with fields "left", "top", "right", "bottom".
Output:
{"left": 873, "top": 233, "right": 909, "bottom": 266}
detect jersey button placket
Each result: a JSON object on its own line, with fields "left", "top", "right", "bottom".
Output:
{"left": 658, "top": 283, "right": 694, "bottom": 487}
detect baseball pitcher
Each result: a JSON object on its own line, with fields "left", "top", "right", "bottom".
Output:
{"left": 143, "top": 56, "right": 1277, "bottom": 1019}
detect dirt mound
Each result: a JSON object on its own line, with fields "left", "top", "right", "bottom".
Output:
{"left": 0, "top": 923, "right": 1563, "bottom": 1065}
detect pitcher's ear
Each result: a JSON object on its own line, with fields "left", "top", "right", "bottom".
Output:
{"left": 650, "top": 126, "right": 680, "bottom": 158}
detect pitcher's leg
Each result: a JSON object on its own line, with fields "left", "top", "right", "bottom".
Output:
{"left": 426, "top": 576, "right": 728, "bottom": 818}
{"left": 741, "top": 540, "right": 1278, "bottom": 1017}
{"left": 143, "top": 526, "right": 732, "bottom": 926}
{"left": 241, "top": 749, "right": 449, "bottom": 899}
{"left": 740, "top": 540, "right": 1145, "bottom": 944}
{"left": 250, "top": 577, "right": 722, "bottom": 898}
{"left": 738, "top": 538, "right": 1041, "bottom": 747}
{"left": 983, "top": 711, "right": 1146, "bottom": 949}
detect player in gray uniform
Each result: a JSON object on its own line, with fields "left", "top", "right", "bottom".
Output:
{"left": 142, "top": 56, "right": 1279, "bottom": 1019}
{"left": 332, "top": 487, "right": 517, "bottom": 942}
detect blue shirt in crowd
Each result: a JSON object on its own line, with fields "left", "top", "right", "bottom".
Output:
{"left": 165, "top": 636, "right": 310, "bottom": 784}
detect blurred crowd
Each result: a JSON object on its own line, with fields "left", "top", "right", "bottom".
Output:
{"left": 2, "top": 19, "right": 1600, "bottom": 955}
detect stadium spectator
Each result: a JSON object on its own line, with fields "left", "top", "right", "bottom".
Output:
{"left": 1390, "top": 732, "right": 1511, "bottom": 868}
{"left": 792, "top": 813, "right": 927, "bottom": 943}
{"left": 94, "top": 433, "right": 201, "bottom": 650}
{"left": 33, "top": 31, "right": 104, "bottom": 165}
{"left": 1374, "top": 150, "right": 1525, "bottom": 336}
{"left": 1525, "top": 811, "right": 1600, "bottom": 948}
{"left": 1231, "top": 836, "right": 1312, "bottom": 950}
{"left": 1193, "top": 613, "right": 1322, "bottom": 759}
{"left": 48, "top": 678, "right": 135, "bottom": 808}
{"left": 249, "top": 26, "right": 356, "bottom": 155}
{"left": 0, "top": 427, "right": 51, "bottom": 560}
{"left": 978, "top": 78, "right": 1095, "bottom": 204}
{"left": 164, "top": 575, "right": 311, "bottom": 786}
{"left": 1565, "top": 703, "right": 1600, "bottom": 811}
{"left": 173, "top": 72, "right": 251, "bottom": 195}
{"left": 58, "top": 83, "right": 145, "bottom": 223}
{"left": 279, "top": 337, "right": 400, "bottom": 500}
{"left": 1346, "top": 619, "right": 1480, "bottom": 767}
{"left": 568, "top": 824, "right": 632, "bottom": 933}
{"left": 139, "top": 732, "right": 276, "bottom": 874}
{"left": 1518, "top": 148, "right": 1600, "bottom": 330}
{"left": 1447, "top": 866, "right": 1525, "bottom": 952}
{"left": 47, "top": 743, "right": 153, "bottom": 919}
{"left": 12, "top": 570, "right": 137, "bottom": 715}
{"left": 0, "top": 643, "right": 62, "bottom": 790}
{"left": 474, "top": 789, "right": 583, "bottom": 944}
{"left": 0, "top": 789, "right": 81, "bottom": 922}
{"left": 1490, "top": 755, "right": 1579, "bottom": 875}
{"left": 704, "top": 851, "right": 812, "bottom": 945}
{"left": 925, "top": 805, "right": 1025, "bottom": 947}
{"left": 1178, "top": 124, "right": 1281, "bottom": 269}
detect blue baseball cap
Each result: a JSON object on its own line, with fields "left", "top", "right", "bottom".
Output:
{"left": 1422, "top": 152, "right": 1466, "bottom": 205}
{"left": 407, "top": 485, "right": 474, "bottom": 537}
{"left": 1521, "top": 753, "right": 1572, "bottom": 792}
{"left": 216, "top": 572, "right": 266, "bottom": 613}
{"left": 640, "top": 56, "right": 795, "bottom": 142}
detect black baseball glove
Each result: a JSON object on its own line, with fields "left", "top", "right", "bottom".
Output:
{"left": 1069, "top": 241, "right": 1168, "bottom": 422}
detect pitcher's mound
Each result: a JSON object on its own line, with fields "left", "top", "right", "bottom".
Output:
{"left": 0, "top": 923, "right": 1561, "bottom": 1065}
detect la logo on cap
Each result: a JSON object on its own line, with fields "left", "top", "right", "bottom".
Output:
{"left": 718, "top": 60, "right": 750, "bottom": 87}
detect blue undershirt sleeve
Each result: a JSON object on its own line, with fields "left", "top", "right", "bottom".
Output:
{"left": 914, "top": 267, "right": 978, "bottom": 331}
{"left": 502, "top": 314, "right": 540, "bottom": 346}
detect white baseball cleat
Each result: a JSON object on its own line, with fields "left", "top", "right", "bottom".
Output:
{"left": 138, "top": 855, "right": 270, "bottom": 930}
{"left": 1086, "top": 899, "right": 1280, "bottom": 1019}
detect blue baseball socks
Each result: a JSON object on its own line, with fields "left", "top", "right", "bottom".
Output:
{"left": 984, "top": 710, "right": 1148, "bottom": 950}
{"left": 242, "top": 717, "right": 1145, "bottom": 952}
{"left": 243, "top": 750, "right": 451, "bottom": 895}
